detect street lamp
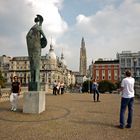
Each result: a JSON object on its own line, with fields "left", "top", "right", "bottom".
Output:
{"left": 133, "top": 57, "right": 137, "bottom": 95}
{"left": 87, "top": 77, "right": 91, "bottom": 93}
{"left": 133, "top": 57, "right": 137, "bottom": 81}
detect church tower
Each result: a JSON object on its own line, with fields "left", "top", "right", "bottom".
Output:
{"left": 79, "top": 37, "right": 87, "bottom": 76}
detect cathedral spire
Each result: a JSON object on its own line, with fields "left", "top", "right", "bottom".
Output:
{"left": 79, "top": 37, "right": 87, "bottom": 76}
{"left": 81, "top": 37, "right": 85, "bottom": 48}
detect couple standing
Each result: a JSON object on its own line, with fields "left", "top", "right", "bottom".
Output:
{"left": 53, "top": 80, "right": 65, "bottom": 95}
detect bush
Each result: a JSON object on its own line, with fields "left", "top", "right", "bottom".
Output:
{"left": 82, "top": 80, "right": 92, "bottom": 93}
{"left": 98, "top": 80, "right": 117, "bottom": 93}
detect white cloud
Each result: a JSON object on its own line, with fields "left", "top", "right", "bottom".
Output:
{"left": 25, "top": 0, "right": 68, "bottom": 37}
{"left": 0, "top": 0, "right": 140, "bottom": 71}
{"left": 0, "top": 0, "right": 68, "bottom": 56}
{"left": 74, "top": 0, "right": 140, "bottom": 62}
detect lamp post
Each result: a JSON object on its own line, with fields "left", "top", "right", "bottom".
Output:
{"left": 133, "top": 57, "right": 137, "bottom": 95}
{"left": 133, "top": 57, "right": 137, "bottom": 81}
{"left": 87, "top": 77, "right": 90, "bottom": 93}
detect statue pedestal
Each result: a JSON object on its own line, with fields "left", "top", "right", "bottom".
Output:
{"left": 23, "top": 91, "right": 45, "bottom": 114}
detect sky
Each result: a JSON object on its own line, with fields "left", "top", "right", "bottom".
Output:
{"left": 0, "top": 0, "right": 140, "bottom": 71}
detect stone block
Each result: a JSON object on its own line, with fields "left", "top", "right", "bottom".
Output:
{"left": 23, "top": 91, "right": 45, "bottom": 114}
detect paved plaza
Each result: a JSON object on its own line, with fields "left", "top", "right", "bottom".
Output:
{"left": 0, "top": 93, "right": 140, "bottom": 140}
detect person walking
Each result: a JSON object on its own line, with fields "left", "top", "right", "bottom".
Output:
{"left": 92, "top": 79, "right": 100, "bottom": 102}
{"left": 53, "top": 80, "right": 57, "bottom": 95}
{"left": 118, "top": 70, "right": 135, "bottom": 129}
{"left": 10, "top": 76, "right": 21, "bottom": 111}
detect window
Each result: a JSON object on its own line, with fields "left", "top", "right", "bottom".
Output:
{"left": 96, "top": 70, "right": 99, "bottom": 75}
{"left": 108, "top": 70, "right": 111, "bottom": 80}
{"left": 137, "top": 69, "right": 140, "bottom": 76}
{"left": 102, "top": 70, "right": 105, "bottom": 74}
{"left": 102, "top": 70, "right": 105, "bottom": 80}
{"left": 138, "top": 58, "right": 140, "bottom": 66}
{"left": 114, "top": 70, "right": 118, "bottom": 80}
{"left": 126, "top": 58, "right": 131, "bottom": 67}
{"left": 108, "top": 70, "right": 111, "bottom": 74}
{"left": 121, "top": 58, "right": 125, "bottom": 67}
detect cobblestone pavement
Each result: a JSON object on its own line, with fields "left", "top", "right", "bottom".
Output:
{"left": 0, "top": 93, "right": 140, "bottom": 140}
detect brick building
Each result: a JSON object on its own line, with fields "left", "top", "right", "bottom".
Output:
{"left": 93, "top": 59, "right": 119, "bottom": 83}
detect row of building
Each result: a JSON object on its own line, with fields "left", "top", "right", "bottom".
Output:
{"left": 79, "top": 38, "right": 140, "bottom": 83}
{"left": 0, "top": 38, "right": 140, "bottom": 88}
{"left": 0, "top": 43, "right": 76, "bottom": 88}
{"left": 87, "top": 51, "right": 140, "bottom": 83}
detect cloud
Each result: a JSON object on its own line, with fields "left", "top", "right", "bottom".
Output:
{"left": 55, "top": 0, "right": 140, "bottom": 70}
{"left": 25, "top": 0, "right": 68, "bottom": 37}
{"left": 0, "top": 0, "right": 68, "bottom": 56}
{"left": 74, "top": 0, "right": 140, "bottom": 61}
{"left": 0, "top": 0, "right": 140, "bottom": 71}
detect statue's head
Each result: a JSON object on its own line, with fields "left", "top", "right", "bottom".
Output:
{"left": 34, "top": 15, "right": 43, "bottom": 24}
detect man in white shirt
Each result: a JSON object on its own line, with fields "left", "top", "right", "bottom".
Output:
{"left": 118, "top": 70, "right": 135, "bottom": 129}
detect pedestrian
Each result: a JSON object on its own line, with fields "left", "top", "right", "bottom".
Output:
{"left": 118, "top": 70, "right": 135, "bottom": 129}
{"left": 56, "top": 81, "right": 60, "bottom": 95}
{"left": 10, "top": 76, "right": 21, "bottom": 111}
{"left": 92, "top": 79, "right": 100, "bottom": 102}
{"left": 60, "top": 81, "right": 65, "bottom": 94}
{"left": 53, "top": 80, "right": 57, "bottom": 95}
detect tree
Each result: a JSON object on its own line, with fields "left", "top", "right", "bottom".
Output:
{"left": 0, "top": 71, "right": 6, "bottom": 88}
{"left": 98, "top": 80, "right": 117, "bottom": 93}
{"left": 82, "top": 80, "right": 92, "bottom": 93}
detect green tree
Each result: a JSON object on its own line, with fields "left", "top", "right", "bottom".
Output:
{"left": 0, "top": 71, "right": 6, "bottom": 88}
{"left": 98, "top": 80, "right": 117, "bottom": 93}
{"left": 82, "top": 80, "right": 92, "bottom": 93}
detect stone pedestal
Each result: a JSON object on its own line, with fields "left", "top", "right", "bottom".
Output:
{"left": 23, "top": 91, "right": 45, "bottom": 114}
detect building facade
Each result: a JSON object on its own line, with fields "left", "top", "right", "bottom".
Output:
{"left": 0, "top": 55, "right": 11, "bottom": 83}
{"left": 79, "top": 37, "right": 87, "bottom": 76}
{"left": 0, "top": 44, "right": 76, "bottom": 88}
{"left": 117, "top": 51, "right": 140, "bottom": 81}
{"left": 93, "top": 59, "right": 120, "bottom": 83}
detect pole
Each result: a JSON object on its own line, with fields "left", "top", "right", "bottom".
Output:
{"left": 133, "top": 57, "right": 137, "bottom": 95}
{"left": 88, "top": 78, "right": 90, "bottom": 93}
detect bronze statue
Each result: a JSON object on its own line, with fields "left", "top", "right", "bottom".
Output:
{"left": 26, "top": 15, "right": 47, "bottom": 91}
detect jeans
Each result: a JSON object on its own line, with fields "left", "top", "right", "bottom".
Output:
{"left": 120, "top": 97, "right": 134, "bottom": 127}
{"left": 93, "top": 89, "right": 99, "bottom": 101}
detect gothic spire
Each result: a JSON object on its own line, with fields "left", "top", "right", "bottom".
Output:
{"left": 81, "top": 37, "right": 85, "bottom": 48}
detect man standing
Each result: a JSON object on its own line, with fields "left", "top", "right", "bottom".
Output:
{"left": 53, "top": 80, "right": 57, "bottom": 95}
{"left": 10, "top": 76, "right": 21, "bottom": 111}
{"left": 118, "top": 70, "right": 135, "bottom": 129}
{"left": 92, "top": 79, "right": 100, "bottom": 102}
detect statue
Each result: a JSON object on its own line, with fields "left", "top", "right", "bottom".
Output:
{"left": 26, "top": 15, "right": 47, "bottom": 91}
